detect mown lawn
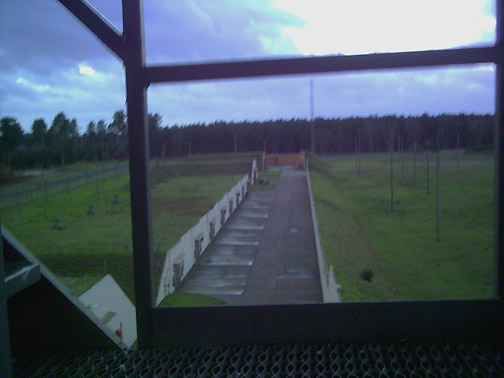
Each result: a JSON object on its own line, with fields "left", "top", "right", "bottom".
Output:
{"left": 1, "top": 172, "right": 242, "bottom": 302}
{"left": 310, "top": 153, "right": 494, "bottom": 302}
{"left": 159, "top": 292, "right": 226, "bottom": 307}
{"left": 250, "top": 169, "right": 281, "bottom": 191}
{"left": 325, "top": 150, "right": 493, "bottom": 171}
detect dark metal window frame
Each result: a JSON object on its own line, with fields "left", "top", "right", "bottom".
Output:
{"left": 55, "top": 0, "right": 503, "bottom": 348}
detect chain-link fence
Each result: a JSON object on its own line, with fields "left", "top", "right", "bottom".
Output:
{"left": 0, "top": 162, "right": 129, "bottom": 210}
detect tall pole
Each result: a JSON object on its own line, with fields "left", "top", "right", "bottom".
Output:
{"left": 357, "top": 129, "right": 361, "bottom": 175}
{"left": 354, "top": 136, "right": 358, "bottom": 173}
{"left": 42, "top": 165, "right": 47, "bottom": 216}
{"left": 456, "top": 133, "right": 460, "bottom": 173}
{"left": 426, "top": 140, "right": 430, "bottom": 195}
{"left": 413, "top": 141, "right": 417, "bottom": 187}
{"left": 400, "top": 137, "right": 404, "bottom": 180}
{"left": 123, "top": 0, "right": 154, "bottom": 348}
{"left": 390, "top": 133, "right": 394, "bottom": 212}
{"left": 310, "top": 79, "right": 315, "bottom": 153}
{"left": 436, "top": 131, "right": 440, "bottom": 241}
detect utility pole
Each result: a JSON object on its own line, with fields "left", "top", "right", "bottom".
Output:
{"left": 390, "top": 133, "right": 394, "bottom": 212}
{"left": 310, "top": 79, "right": 315, "bottom": 153}
{"left": 436, "top": 131, "right": 441, "bottom": 241}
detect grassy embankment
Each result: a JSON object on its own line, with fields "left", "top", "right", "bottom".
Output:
{"left": 1, "top": 159, "right": 246, "bottom": 303}
{"left": 309, "top": 151, "right": 494, "bottom": 301}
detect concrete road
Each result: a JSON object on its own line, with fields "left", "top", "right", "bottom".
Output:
{"left": 178, "top": 167, "right": 323, "bottom": 305}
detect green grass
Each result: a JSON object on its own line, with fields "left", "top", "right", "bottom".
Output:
{"left": 310, "top": 155, "right": 494, "bottom": 302}
{"left": 250, "top": 169, "right": 281, "bottom": 191}
{"left": 1, "top": 160, "right": 125, "bottom": 188}
{"left": 1, "top": 171, "right": 243, "bottom": 302}
{"left": 159, "top": 292, "right": 226, "bottom": 307}
{"left": 258, "top": 169, "right": 281, "bottom": 181}
{"left": 326, "top": 150, "right": 493, "bottom": 172}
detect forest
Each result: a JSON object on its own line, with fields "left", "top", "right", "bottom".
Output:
{"left": 0, "top": 111, "right": 494, "bottom": 170}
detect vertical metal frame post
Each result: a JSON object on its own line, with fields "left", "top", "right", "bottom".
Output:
{"left": 496, "top": 0, "right": 504, "bottom": 299}
{"left": 0, "top": 217, "right": 13, "bottom": 378}
{"left": 121, "top": 0, "right": 154, "bottom": 348}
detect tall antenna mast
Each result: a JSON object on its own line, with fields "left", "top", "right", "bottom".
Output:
{"left": 310, "top": 79, "right": 315, "bottom": 153}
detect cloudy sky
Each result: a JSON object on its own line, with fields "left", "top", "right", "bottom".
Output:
{"left": 0, "top": 0, "right": 497, "bottom": 133}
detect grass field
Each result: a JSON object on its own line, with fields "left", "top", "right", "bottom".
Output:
{"left": 325, "top": 149, "right": 493, "bottom": 172}
{"left": 310, "top": 152, "right": 494, "bottom": 302}
{"left": 250, "top": 169, "right": 281, "bottom": 191}
{"left": 159, "top": 292, "right": 226, "bottom": 307}
{"left": 1, "top": 168, "right": 243, "bottom": 302}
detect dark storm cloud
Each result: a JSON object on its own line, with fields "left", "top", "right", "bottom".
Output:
{"left": 0, "top": 0, "right": 496, "bottom": 133}
{"left": 0, "top": 0, "right": 121, "bottom": 76}
{"left": 0, "top": 0, "right": 301, "bottom": 130}
{"left": 143, "top": 1, "right": 301, "bottom": 63}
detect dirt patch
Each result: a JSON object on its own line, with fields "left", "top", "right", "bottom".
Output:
{"left": 151, "top": 196, "right": 214, "bottom": 216}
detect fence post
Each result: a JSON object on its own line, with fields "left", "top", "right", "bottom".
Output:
{"left": 436, "top": 132, "right": 441, "bottom": 241}
{"left": 426, "top": 141, "right": 430, "bottom": 195}
{"left": 16, "top": 186, "right": 20, "bottom": 211}
{"left": 42, "top": 169, "right": 47, "bottom": 216}
{"left": 456, "top": 133, "right": 460, "bottom": 173}
{"left": 95, "top": 158, "right": 99, "bottom": 199}
{"left": 413, "top": 141, "right": 417, "bottom": 187}
{"left": 390, "top": 133, "right": 394, "bottom": 212}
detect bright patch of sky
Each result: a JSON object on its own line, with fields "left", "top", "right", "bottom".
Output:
{"left": 79, "top": 65, "right": 96, "bottom": 76}
{"left": 271, "top": 0, "right": 495, "bottom": 55}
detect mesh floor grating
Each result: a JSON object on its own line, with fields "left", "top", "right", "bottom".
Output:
{"left": 13, "top": 339, "right": 504, "bottom": 378}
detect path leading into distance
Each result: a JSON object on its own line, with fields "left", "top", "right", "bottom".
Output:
{"left": 177, "top": 167, "right": 323, "bottom": 305}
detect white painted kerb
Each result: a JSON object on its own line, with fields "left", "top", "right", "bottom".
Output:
{"left": 306, "top": 160, "right": 342, "bottom": 303}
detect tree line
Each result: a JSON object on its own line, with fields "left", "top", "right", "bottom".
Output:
{"left": 0, "top": 112, "right": 494, "bottom": 170}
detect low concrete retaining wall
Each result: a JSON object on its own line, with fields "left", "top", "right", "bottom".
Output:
{"left": 156, "top": 160, "right": 258, "bottom": 305}
{"left": 306, "top": 160, "right": 342, "bottom": 303}
{"left": 79, "top": 274, "right": 137, "bottom": 348}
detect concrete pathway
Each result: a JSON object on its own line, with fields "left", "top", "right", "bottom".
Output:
{"left": 178, "top": 167, "right": 323, "bottom": 305}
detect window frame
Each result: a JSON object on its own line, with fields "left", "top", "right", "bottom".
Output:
{"left": 55, "top": 0, "right": 503, "bottom": 348}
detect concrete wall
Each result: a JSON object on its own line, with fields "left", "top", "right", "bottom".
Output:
{"left": 265, "top": 152, "right": 305, "bottom": 167}
{"left": 305, "top": 161, "right": 342, "bottom": 303}
{"left": 79, "top": 274, "right": 137, "bottom": 348}
{"left": 156, "top": 160, "right": 258, "bottom": 305}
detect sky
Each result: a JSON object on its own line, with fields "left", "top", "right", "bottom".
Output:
{"left": 0, "top": 0, "right": 497, "bottom": 133}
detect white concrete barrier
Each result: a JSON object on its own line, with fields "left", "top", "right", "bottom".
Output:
{"left": 156, "top": 160, "right": 258, "bottom": 305}
{"left": 79, "top": 274, "right": 137, "bottom": 348}
{"left": 306, "top": 160, "right": 342, "bottom": 303}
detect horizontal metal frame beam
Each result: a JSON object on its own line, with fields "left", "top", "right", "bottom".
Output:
{"left": 57, "top": 0, "right": 124, "bottom": 61}
{"left": 145, "top": 46, "right": 498, "bottom": 85}
{"left": 152, "top": 300, "right": 504, "bottom": 347}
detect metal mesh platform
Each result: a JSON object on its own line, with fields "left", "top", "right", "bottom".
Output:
{"left": 13, "top": 339, "right": 504, "bottom": 378}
